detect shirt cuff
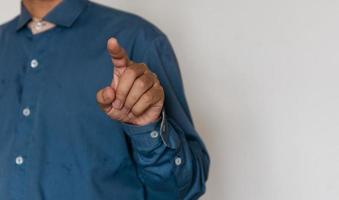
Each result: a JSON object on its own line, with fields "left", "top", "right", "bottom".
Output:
{"left": 121, "top": 111, "right": 180, "bottom": 152}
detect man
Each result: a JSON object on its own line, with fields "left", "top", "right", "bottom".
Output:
{"left": 0, "top": 0, "right": 210, "bottom": 199}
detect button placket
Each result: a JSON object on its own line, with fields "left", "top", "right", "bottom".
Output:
{"left": 9, "top": 30, "right": 49, "bottom": 200}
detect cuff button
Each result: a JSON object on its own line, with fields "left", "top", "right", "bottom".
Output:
{"left": 175, "top": 157, "right": 182, "bottom": 166}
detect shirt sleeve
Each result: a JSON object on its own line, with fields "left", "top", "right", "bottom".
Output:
{"left": 121, "top": 35, "right": 210, "bottom": 200}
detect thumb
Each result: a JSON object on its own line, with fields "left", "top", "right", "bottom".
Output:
{"left": 96, "top": 86, "right": 115, "bottom": 113}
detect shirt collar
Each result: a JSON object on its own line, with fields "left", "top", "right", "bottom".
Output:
{"left": 16, "top": 0, "right": 88, "bottom": 31}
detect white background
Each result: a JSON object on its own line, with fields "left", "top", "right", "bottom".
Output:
{"left": 1, "top": 1, "right": 339, "bottom": 200}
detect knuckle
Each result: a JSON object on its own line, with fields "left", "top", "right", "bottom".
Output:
{"left": 159, "top": 86, "right": 164, "bottom": 94}
{"left": 103, "top": 106, "right": 111, "bottom": 113}
{"left": 153, "top": 83, "right": 162, "bottom": 90}
{"left": 131, "top": 108, "right": 142, "bottom": 116}
{"left": 116, "top": 91, "right": 126, "bottom": 100}
{"left": 145, "top": 72, "right": 155, "bottom": 81}
{"left": 144, "top": 93, "right": 154, "bottom": 103}
{"left": 139, "top": 63, "right": 148, "bottom": 70}
{"left": 115, "top": 89, "right": 127, "bottom": 99}
{"left": 161, "top": 88, "right": 165, "bottom": 97}
{"left": 153, "top": 87, "right": 164, "bottom": 100}
{"left": 113, "top": 59, "right": 124, "bottom": 67}
{"left": 113, "top": 113, "right": 124, "bottom": 121}
{"left": 155, "top": 76, "right": 160, "bottom": 82}
{"left": 125, "top": 68, "right": 137, "bottom": 78}
{"left": 153, "top": 84, "right": 163, "bottom": 95}
{"left": 108, "top": 109, "right": 122, "bottom": 119}
{"left": 150, "top": 71, "right": 158, "bottom": 79}
{"left": 127, "top": 94, "right": 138, "bottom": 104}
{"left": 123, "top": 105, "right": 132, "bottom": 112}
{"left": 136, "top": 78, "right": 147, "bottom": 89}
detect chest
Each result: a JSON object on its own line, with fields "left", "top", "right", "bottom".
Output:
{"left": 0, "top": 28, "right": 114, "bottom": 114}
{"left": 0, "top": 28, "right": 131, "bottom": 171}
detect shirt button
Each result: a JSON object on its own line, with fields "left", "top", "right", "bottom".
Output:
{"left": 175, "top": 157, "right": 182, "bottom": 166}
{"left": 15, "top": 156, "right": 24, "bottom": 165}
{"left": 150, "top": 130, "right": 159, "bottom": 138}
{"left": 30, "top": 59, "right": 39, "bottom": 69}
{"left": 35, "top": 22, "right": 43, "bottom": 30}
{"left": 22, "top": 107, "right": 31, "bottom": 117}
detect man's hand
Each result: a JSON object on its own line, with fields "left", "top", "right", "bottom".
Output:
{"left": 96, "top": 38, "right": 165, "bottom": 126}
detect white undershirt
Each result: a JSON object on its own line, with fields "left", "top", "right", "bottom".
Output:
{"left": 27, "top": 18, "right": 56, "bottom": 35}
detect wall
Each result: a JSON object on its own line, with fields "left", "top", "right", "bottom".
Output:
{"left": 1, "top": 1, "right": 339, "bottom": 200}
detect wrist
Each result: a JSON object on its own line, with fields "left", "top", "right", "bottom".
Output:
{"left": 126, "top": 110, "right": 162, "bottom": 127}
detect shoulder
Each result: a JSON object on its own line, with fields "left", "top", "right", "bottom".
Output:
{"left": 0, "top": 16, "right": 19, "bottom": 39}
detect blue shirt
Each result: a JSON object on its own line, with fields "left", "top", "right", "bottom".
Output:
{"left": 0, "top": 0, "right": 210, "bottom": 199}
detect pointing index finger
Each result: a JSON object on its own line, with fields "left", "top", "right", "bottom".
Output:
{"left": 107, "top": 37, "right": 131, "bottom": 68}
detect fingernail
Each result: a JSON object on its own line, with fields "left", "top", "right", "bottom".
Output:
{"left": 122, "top": 107, "right": 129, "bottom": 114}
{"left": 128, "top": 113, "right": 134, "bottom": 119}
{"left": 113, "top": 99, "right": 122, "bottom": 109}
{"left": 103, "top": 89, "right": 109, "bottom": 102}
